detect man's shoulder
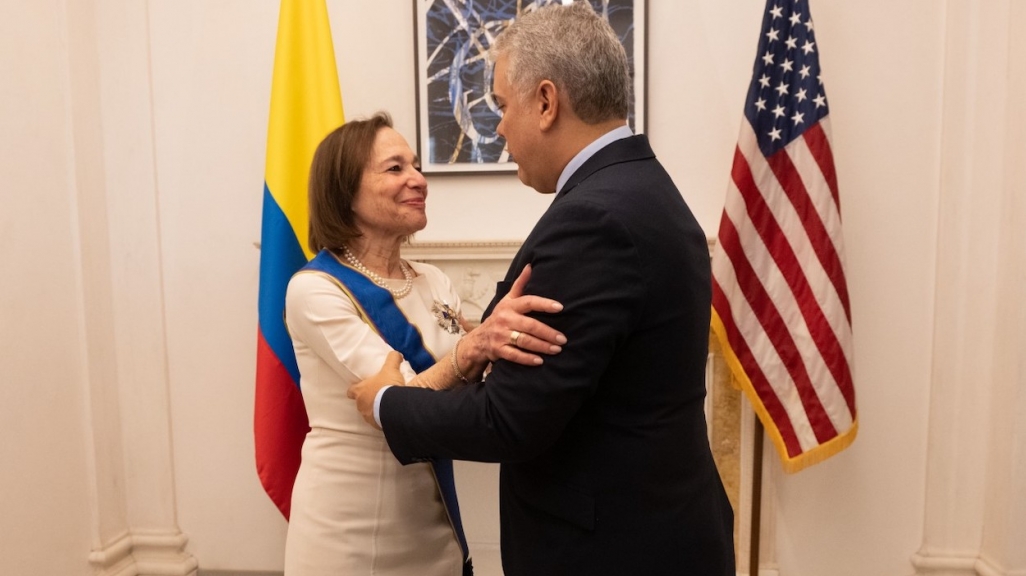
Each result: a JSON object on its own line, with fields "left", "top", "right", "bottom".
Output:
{"left": 582, "top": 138, "right": 659, "bottom": 179}
{"left": 558, "top": 159, "right": 678, "bottom": 216}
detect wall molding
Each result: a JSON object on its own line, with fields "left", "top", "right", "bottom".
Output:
{"left": 403, "top": 240, "right": 522, "bottom": 261}
{"left": 402, "top": 238, "right": 718, "bottom": 260}
{"left": 89, "top": 530, "right": 198, "bottom": 576}
{"left": 88, "top": 532, "right": 136, "bottom": 576}
{"left": 403, "top": 241, "right": 522, "bottom": 324}
{"left": 911, "top": 549, "right": 1014, "bottom": 576}
{"left": 975, "top": 556, "right": 1012, "bottom": 576}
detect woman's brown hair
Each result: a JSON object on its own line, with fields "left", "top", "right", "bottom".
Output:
{"left": 307, "top": 112, "right": 393, "bottom": 253}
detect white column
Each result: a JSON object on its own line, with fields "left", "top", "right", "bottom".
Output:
{"left": 64, "top": 0, "right": 133, "bottom": 565}
{"left": 977, "top": 2, "right": 1026, "bottom": 573}
{"left": 912, "top": 2, "right": 1021, "bottom": 575}
{"left": 65, "top": 0, "right": 197, "bottom": 574}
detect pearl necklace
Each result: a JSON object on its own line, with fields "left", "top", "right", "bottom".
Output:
{"left": 341, "top": 245, "right": 414, "bottom": 299}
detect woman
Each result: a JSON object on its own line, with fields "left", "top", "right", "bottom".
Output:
{"left": 282, "top": 112, "right": 564, "bottom": 576}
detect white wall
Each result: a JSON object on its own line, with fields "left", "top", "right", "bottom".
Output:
{"left": 3, "top": 0, "right": 1024, "bottom": 575}
{"left": 1, "top": 1, "right": 100, "bottom": 574}
{"left": 769, "top": 2, "right": 945, "bottom": 575}
{"left": 144, "top": 0, "right": 950, "bottom": 573}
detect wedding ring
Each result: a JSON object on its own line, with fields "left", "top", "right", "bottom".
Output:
{"left": 509, "top": 330, "right": 522, "bottom": 347}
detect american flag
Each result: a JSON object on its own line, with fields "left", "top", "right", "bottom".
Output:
{"left": 710, "top": 0, "right": 857, "bottom": 472}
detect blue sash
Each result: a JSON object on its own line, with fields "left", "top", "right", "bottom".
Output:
{"left": 302, "top": 250, "right": 471, "bottom": 566}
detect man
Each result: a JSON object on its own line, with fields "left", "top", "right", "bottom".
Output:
{"left": 349, "top": 2, "right": 735, "bottom": 574}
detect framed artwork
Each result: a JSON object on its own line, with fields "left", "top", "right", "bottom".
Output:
{"left": 413, "top": 0, "right": 647, "bottom": 174}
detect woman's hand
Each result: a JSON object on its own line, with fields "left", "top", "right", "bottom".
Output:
{"left": 459, "top": 264, "right": 566, "bottom": 375}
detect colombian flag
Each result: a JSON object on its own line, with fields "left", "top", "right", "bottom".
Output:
{"left": 255, "top": 0, "right": 344, "bottom": 519}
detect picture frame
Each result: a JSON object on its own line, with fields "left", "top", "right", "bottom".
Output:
{"left": 413, "top": 0, "right": 647, "bottom": 174}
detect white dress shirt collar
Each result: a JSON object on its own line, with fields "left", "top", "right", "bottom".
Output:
{"left": 555, "top": 124, "right": 635, "bottom": 194}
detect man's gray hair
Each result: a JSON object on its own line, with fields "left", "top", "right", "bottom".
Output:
{"left": 492, "top": 1, "right": 631, "bottom": 124}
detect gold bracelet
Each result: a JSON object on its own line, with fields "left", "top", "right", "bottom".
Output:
{"left": 450, "top": 337, "right": 471, "bottom": 384}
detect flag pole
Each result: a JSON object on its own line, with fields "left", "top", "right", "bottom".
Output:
{"left": 749, "top": 417, "right": 764, "bottom": 576}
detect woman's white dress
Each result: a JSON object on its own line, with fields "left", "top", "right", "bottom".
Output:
{"left": 282, "top": 260, "right": 466, "bottom": 576}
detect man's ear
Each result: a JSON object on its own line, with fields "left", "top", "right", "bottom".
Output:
{"left": 536, "top": 80, "right": 559, "bottom": 131}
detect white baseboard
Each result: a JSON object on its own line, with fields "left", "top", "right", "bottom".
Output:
{"left": 975, "top": 555, "right": 1019, "bottom": 576}
{"left": 173, "top": 543, "right": 789, "bottom": 576}
{"left": 467, "top": 543, "right": 771, "bottom": 576}
{"left": 89, "top": 530, "right": 198, "bottom": 576}
{"left": 196, "top": 572, "right": 282, "bottom": 576}
{"left": 911, "top": 549, "right": 1014, "bottom": 576}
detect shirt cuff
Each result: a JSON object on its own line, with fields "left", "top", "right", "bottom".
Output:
{"left": 373, "top": 385, "right": 393, "bottom": 428}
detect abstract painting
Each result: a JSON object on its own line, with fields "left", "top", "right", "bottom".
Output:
{"left": 414, "top": 0, "right": 646, "bottom": 173}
